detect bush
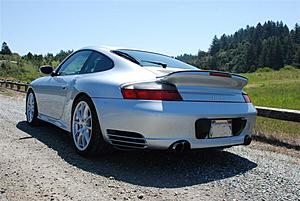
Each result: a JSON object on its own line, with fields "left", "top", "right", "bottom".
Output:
{"left": 256, "top": 67, "right": 274, "bottom": 73}
{"left": 280, "top": 65, "right": 297, "bottom": 71}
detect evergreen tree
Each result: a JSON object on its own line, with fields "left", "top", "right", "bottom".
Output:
{"left": 0, "top": 42, "right": 12, "bottom": 55}
{"left": 177, "top": 21, "right": 300, "bottom": 72}
{"left": 209, "top": 35, "right": 220, "bottom": 55}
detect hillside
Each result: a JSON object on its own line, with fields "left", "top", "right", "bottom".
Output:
{"left": 177, "top": 21, "right": 300, "bottom": 73}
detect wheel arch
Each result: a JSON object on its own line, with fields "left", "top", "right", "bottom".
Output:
{"left": 71, "top": 92, "right": 99, "bottom": 126}
{"left": 72, "top": 92, "right": 94, "bottom": 109}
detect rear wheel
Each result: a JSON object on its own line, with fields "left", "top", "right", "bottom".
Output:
{"left": 26, "top": 91, "right": 39, "bottom": 126}
{"left": 71, "top": 95, "right": 111, "bottom": 156}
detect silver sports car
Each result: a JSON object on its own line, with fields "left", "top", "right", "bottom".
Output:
{"left": 26, "top": 46, "right": 256, "bottom": 156}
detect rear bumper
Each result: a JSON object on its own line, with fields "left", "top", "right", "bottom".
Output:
{"left": 92, "top": 98, "right": 257, "bottom": 150}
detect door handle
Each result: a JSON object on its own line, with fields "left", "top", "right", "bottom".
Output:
{"left": 62, "top": 86, "right": 68, "bottom": 90}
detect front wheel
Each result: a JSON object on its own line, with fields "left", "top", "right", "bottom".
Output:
{"left": 26, "top": 91, "right": 40, "bottom": 126}
{"left": 71, "top": 96, "right": 111, "bottom": 156}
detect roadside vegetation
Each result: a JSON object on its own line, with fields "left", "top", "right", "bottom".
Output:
{"left": 0, "top": 42, "right": 72, "bottom": 83}
{"left": 242, "top": 66, "right": 300, "bottom": 110}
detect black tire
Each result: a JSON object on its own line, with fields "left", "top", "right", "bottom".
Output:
{"left": 71, "top": 95, "right": 112, "bottom": 157}
{"left": 26, "top": 90, "right": 40, "bottom": 126}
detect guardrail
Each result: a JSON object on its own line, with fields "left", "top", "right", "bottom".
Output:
{"left": 256, "top": 106, "right": 300, "bottom": 123}
{"left": 0, "top": 80, "right": 29, "bottom": 92}
{"left": 1, "top": 80, "right": 300, "bottom": 123}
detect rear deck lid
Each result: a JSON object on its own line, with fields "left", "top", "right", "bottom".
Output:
{"left": 158, "top": 70, "right": 248, "bottom": 102}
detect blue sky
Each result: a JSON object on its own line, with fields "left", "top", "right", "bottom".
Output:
{"left": 0, "top": 0, "right": 299, "bottom": 56}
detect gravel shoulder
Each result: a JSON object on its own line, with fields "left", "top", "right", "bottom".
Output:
{"left": 0, "top": 92, "right": 299, "bottom": 201}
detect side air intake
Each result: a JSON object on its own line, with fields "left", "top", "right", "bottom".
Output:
{"left": 106, "top": 129, "right": 147, "bottom": 149}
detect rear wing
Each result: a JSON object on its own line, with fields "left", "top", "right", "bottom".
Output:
{"left": 158, "top": 70, "right": 248, "bottom": 90}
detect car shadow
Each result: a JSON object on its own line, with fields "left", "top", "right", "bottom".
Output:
{"left": 16, "top": 121, "right": 257, "bottom": 188}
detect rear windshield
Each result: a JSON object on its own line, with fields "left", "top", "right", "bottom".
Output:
{"left": 112, "top": 49, "right": 198, "bottom": 70}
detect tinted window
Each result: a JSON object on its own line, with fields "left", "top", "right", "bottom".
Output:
{"left": 81, "top": 52, "right": 114, "bottom": 73}
{"left": 58, "top": 51, "right": 91, "bottom": 76}
{"left": 113, "top": 49, "right": 197, "bottom": 70}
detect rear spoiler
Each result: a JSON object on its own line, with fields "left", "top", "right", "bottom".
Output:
{"left": 157, "top": 70, "right": 248, "bottom": 90}
{"left": 158, "top": 70, "right": 247, "bottom": 80}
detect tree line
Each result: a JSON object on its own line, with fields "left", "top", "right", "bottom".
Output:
{"left": 176, "top": 21, "right": 300, "bottom": 73}
{"left": 1, "top": 20, "right": 300, "bottom": 74}
{"left": 0, "top": 42, "right": 73, "bottom": 69}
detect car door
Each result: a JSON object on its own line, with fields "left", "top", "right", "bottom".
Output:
{"left": 39, "top": 50, "right": 92, "bottom": 119}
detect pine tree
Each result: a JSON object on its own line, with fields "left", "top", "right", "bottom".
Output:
{"left": 209, "top": 36, "right": 220, "bottom": 55}
{"left": 0, "top": 42, "right": 12, "bottom": 55}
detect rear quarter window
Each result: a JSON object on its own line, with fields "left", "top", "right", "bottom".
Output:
{"left": 81, "top": 51, "right": 114, "bottom": 73}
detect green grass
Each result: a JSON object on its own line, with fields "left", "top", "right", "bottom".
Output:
{"left": 254, "top": 117, "right": 300, "bottom": 146}
{"left": 242, "top": 69, "right": 300, "bottom": 110}
{"left": 241, "top": 69, "right": 300, "bottom": 145}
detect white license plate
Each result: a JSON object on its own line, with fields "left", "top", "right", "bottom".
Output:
{"left": 209, "top": 119, "right": 232, "bottom": 138}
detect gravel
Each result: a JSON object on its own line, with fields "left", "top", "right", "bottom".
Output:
{"left": 0, "top": 93, "right": 299, "bottom": 201}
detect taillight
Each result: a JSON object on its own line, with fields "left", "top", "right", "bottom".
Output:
{"left": 243, "top": 93, "right": 251, "bottom": 103}
{"left": 209, "top": 72, "right": 231, "bottom": 78}
{"left": 121, "top": 88, "right": 182, "bottom": 101}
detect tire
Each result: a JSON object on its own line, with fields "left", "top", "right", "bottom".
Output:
{"left": 26, "top": 90, "right": 40, "bottom": 126}
{"left": 71, "top": 95, "right": 111, "bottom": 157}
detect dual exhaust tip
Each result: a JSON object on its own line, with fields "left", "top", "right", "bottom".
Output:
{"left": 244, "top": 135, "right": 252, "bottom": 145}
{"left": 170, "top": 135, "right": 252, "bottom": 152}
{"left": 170, "top": 140, "right": 191, "bottom": 153}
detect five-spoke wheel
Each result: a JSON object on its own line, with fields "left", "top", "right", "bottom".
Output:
{"left": 26, "top": 91, "right": 39, "bottom": 126}
{"left": 71, "top": 95, "right": 111, "bottom": 156}
{"left": 72, "top": 101, "right": 92, "bottom": 151}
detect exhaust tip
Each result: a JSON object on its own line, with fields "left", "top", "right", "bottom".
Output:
{"left": 244, "top": 135, "right": 252, "bottom": 146}
{"left": 170, "top": 140, "right": 191, "bottom": 153}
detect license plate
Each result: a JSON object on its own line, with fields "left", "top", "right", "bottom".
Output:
{"left": 209, "top": 119, "right": 232, "bottom": 138}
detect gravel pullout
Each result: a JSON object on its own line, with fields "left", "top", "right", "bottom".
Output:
{"left": 0, "top": 93, "right": 299, "bottom": 201}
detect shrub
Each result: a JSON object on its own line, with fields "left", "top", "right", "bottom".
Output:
{"left": 256, "top": 67, "right": 274, "bottom": 73}
{"left": 280, "top": 65, "right": 297, "bottom": 71}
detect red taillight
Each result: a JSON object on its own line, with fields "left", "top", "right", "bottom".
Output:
{"left": 121, "top": 88, "right": 182, "bottom": 101}
{"left": 209, "top": 72, "right": 231, "bottom": 78}
{"left": 243, "top": 94, "right": 251, "bottom": 103}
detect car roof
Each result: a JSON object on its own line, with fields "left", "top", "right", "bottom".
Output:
{"left": 79, "top": 46, "right": 171, "bottom": 57}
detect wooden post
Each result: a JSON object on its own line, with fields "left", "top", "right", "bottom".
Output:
{"left": 24, "top": 83, "right": 29, "bottom": 92}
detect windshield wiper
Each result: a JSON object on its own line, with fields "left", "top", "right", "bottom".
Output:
{"left": 141, "top": 60, "right": 167, "bottom": 68}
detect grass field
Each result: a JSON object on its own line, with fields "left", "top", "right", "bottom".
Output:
{"left": 242, "top": 68, "right": 300, "bottom": 146}
{"left": 242, "top": 68, "right": 300, "bottom": 110}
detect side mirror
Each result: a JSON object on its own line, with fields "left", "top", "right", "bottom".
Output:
{"left": 40, "top": 65, "right": 54, "bottom": 75}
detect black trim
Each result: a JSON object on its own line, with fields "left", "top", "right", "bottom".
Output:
{"left": 111, "top": 49, "right": 197, "bottom": 70}
{"left": 195, "top": 118, "right": 247, "bottom": 139}
{"left": 111, "top": 50, "right": 140, "bottom": 65}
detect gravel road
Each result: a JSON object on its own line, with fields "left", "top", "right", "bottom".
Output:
{"left": 0, "top": 92, "right": 299, "bottom": 201}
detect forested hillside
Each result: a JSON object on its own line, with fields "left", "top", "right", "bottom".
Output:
{"left": 1, "top": 20, "right": 300, "bottom": 81}
{"left": 177, "top": 21, "right": 300, "bottom": 73}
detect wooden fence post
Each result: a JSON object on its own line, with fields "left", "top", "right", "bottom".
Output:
{"left": 17, "top": 83, "right": 20, "bottom": 91}
{"left": 24, "top": 83, "right": 29, "bottom": 92}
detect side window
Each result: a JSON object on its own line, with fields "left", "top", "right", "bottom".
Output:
{"left": 58, "top": 51, "right": 91, "bottom": 76}
{"left": 81, "top": 52, "right": 114, "bottom": 74}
